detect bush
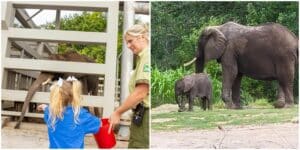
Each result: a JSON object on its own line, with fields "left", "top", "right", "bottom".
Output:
{"left": 248, "top": 98, "right": 273, "bottom": 108}
{"left": 151, "top": 67, "right": 193, "bottom": 107}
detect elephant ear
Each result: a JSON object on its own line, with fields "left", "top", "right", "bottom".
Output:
{"left": 183, "top": 75, "right": 195, "bottom": 92}
{"left": 203, "top": 27, "right": 227, "bottom": 61}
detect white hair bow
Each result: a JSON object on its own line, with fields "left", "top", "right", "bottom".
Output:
{"left": 66, "top": 76, "right": 78, "bottom": 82}
{"left": 57, "top": 77, "right": 64, "bottom": 87}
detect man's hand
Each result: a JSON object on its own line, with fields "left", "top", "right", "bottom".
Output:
{"left": 108, "top": 111, "right": 121, "bottom": 134}
{"left": 37, "top": 104, "right": 47, "bottom": 112}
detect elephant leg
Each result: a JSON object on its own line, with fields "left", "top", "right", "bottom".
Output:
{"left": 202, "top": 98, "right": 207, "bottom": 111}
{"left": 232, "top": 74, "right": 242, "bottom": 109}
{"left": 176, "top": 94, "right": 183, "bottom": 112}
{"left": 221, "top": 62, "right": 237, "bottom": 109}
{"left": 274, "top": 64, "right": 295, "bottom": 108}
{"left": 208, "top": 98, "right": 212, "bottom": 110}
{"left": 188, "top": 95, "right": 194, "bottom": 111}
{"left": 277, "top": 85, "right": 285, "bottom": 102}
{"left": 275, "top": 82, "right": 294, "bottom": 108}
{"left": 274, "top": 85, "right": 286, "bottom": 108}
{"left": 279, "top": 81, "right": 294, "bottom": 108}
{"left": 179, "top": 95, "right": 186, "bottom": 112}
{"left": 283, "top": 82, "right": 294, "bottom": 107}
{"left": 175, "top": 93, "right": 181, "bottom": 110}
{"left": 284, "top": 83, "right": 294, "bottom": 107}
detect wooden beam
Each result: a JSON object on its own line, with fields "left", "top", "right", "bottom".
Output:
{"left": 15, "top": 9, "right": 38, "bottom": 28}
{"left": 2, "top": 89, "right": 107, "bottom": 107}
{"left": 1, "top": 2, "right": 14, "bottom": 30}
{"left": 7, "top": 28, "right": 108, "bottom": 44}
{"left": 102, "top": 2, "right": 119, "bottom": 117}
{"left": 43, "top": 42, "right": 56, "bottom": 54}
{"left": 12, "top": 1, "right": 111, "bottom": 12}
{"left": 2, "top": 111, "right": 44, "bottom": 118}
{"left": 3, "top": 58, "right": 108, "bottom": 75}
{"left": 11, "top": 69, "right": 40, "bottom": 78}
{"left": 12, "top": 41, "right": 42, "bottom": 59}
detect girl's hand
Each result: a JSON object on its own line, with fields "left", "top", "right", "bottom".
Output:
{"left": 37, "top": 104, "right": 47, "bottom": 112}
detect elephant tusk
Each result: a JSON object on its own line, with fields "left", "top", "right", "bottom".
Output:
{"left": 184, "top": 57, "right": 197, "bottom": 67}
{"left": 42, "top": 78, "right": 52, "bottom": 85}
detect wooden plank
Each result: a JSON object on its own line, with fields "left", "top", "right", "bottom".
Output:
{"left": 2, "top": 89, "right": 108, "bottom": 107}
{"left": 101, "top": 0, "right": 119, "bottom": 118}
{"left": 11, "top": 69, "right": 39, "bottom": 78}
{"left": 15, "top": 9, "right": 37, "bottom": 28}
{"left": 3, "top": 58, "right": 108, "bottom": 75}
{"left": 1, "top": 2, "right": 14, "bottom": 30}
{"left": 7, "top": 28, "right": 108, "bottom": 44}
{"left": 43, "top": 43, "right": 56, "bottom": 54}
{"left": 2, "top": 111, "right": 43, "bottom": 118}
{"left": 9, "top": 50, "right": 21, "bottom": 56}
{"left": 12, "top": 1, "right": 113, "bottom": 12}
{"left": 12, "top": 41, "right": 42, "bottom": 58}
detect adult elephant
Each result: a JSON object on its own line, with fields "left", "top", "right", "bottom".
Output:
{"left": 189, "top": 22, "right": 298, "bottom": 109}
{"left": 14, "top": 51, "right": 100, "bottom": 129}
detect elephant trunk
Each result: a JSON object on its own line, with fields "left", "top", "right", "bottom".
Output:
{"left": 195, "top": 36, "right": 205, "bottom": 73}
{"left": 195, "top": 50, "right": 204, "bottom": 73}
{"left": 15, "top": 73, "right": 54, "bottom": 129}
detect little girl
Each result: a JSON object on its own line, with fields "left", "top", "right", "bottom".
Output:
{"left": 37, "top": 77, "right": 101, "bottom": 148}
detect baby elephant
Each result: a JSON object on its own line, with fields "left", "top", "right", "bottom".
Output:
{"left": 175, "top": 73, "right": 212, "bottom": 112}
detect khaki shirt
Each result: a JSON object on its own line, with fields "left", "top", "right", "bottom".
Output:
{"left": 129, "top": 48, "right": 150, "bottom": 108}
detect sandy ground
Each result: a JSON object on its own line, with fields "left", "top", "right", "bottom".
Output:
{"left": 1, "top": 121, "right": 128, "bottom": 148}
{"left": 151, "top": 123, "right": 298, "bottom": 149}
{"left": 151, "top": 104, "right": 299, "bottom": 149}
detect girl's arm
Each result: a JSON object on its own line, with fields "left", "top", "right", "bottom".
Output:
{"left": 37, "top": 104, "right": 48, "bottom": 112}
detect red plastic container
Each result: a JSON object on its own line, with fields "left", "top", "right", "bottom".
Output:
{"left": 94, "top": 118, "right": 116, "bottom": 148}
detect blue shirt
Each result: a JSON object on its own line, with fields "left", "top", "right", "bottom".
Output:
{"left": 44, "top": 106, "right": 101, "bottom": 148}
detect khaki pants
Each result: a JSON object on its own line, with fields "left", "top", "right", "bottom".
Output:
{"left": 128, "top": 109, "right": 149, "bottom": 148}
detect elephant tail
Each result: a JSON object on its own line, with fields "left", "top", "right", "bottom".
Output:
{"left": 15, "top": 73, "right": 54, "bottom": 129}
{"left": 295, "top": 46, "right": 298, "bottom": 65}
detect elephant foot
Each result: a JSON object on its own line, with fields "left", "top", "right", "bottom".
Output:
{"left": 232, "top": 104, "right": 242, "bottom": 109}
{"left": 273, "top": 101, "right": 285, "bottom": 109}
{"left": 284, "top": 103, "right": 294, "bottom": 108}
{"left": 14, "top": 122, "right": 21, "bottom": 129}
{"left": 224, "top": 102, "right": 234, "bottom": 109}
{"left": 178, "top": 107, "right": 186, "bottom": 112}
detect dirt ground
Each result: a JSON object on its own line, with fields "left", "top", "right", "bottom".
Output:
{"left": 151, "top": 123, "right": 298, "bottom": 149}
{"left": 1, "top": 121, "right": 128, "bottom": 148}
{"left": 151, "top": 104, "right": 299, "bottom": 149}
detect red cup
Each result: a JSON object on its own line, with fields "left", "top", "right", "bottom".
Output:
{"left": 94, "top": 118, "right": 116, "bottom": 148}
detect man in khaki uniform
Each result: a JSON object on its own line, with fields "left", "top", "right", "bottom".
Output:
{"left": 109, "top": 24, "right": 150, "bottom": 148}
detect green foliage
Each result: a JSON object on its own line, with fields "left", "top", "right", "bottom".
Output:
{"left": 151, "top": 67, "right": 193, "bottom": 107}
{"left": 151, "top": 64, "right": 257, "bottom": 108}
{"left": 44, "top": 12, "right": 123, "bottom": 63}
{"left": 151, "top": 1, "right": 298, "bottom": 106}
{"left": 152, "top": 1, "right": 298, "bottom": 69}
{"left": 60, "top": 12, "right": 106, "bottom": 32}
{"left": 249, "top": 98, "right": 272, "bottom": 108}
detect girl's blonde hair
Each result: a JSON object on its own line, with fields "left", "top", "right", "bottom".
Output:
{"left": 125, "top": 23, "right": 149, "bottom": 41}
{"left": 49, "top": 79, "right": 82, "bottom": 129}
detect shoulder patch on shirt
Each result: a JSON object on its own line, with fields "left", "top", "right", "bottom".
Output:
{"left": 143, "top": 64, "right": 150, "bottom": 72}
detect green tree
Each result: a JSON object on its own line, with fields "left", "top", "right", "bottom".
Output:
{"left": 44, "top": 12, "right": 123, "bottom": 63}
